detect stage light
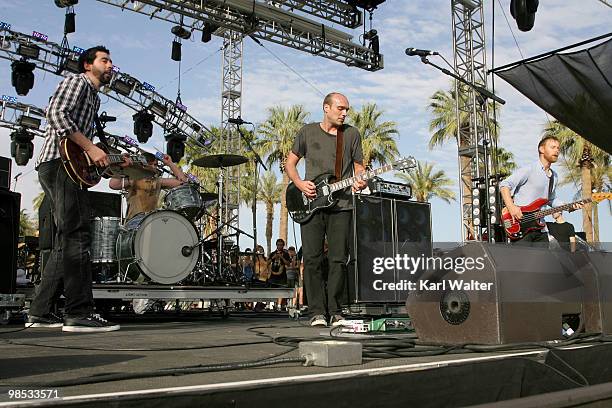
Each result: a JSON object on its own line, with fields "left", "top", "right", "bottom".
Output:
{"left": 17, "top": 43, "right": 40, "bottom": 59}
{"left": 171, "top": 39, "right": 181, "bottom": 61}
{"left": 510, "top": 0, "right": 539, "bottom": 32}
{"left": 10, "top": 128, "right": 34, "bottom": 166}
{"left": 171, "top": 26, "right": 191, "bottom": 40}
{"left": 201, "top": 22, "right": 218, "bottom": 43}
{"left": 61, "top": 57, "right": 80, "bottom": 74}
{"left": 11, "top": 60, "right": 35, "bottom": 96}
{"left": 133, "top": 110, "right": 154, "bottom": 143}
{"left": 54, "top": 0, "right": 78, "bottom": 7}
{"left": 111, "top": 78, "right": 133, "bottom": 97}
{"left": 165, "top": 131, "right": 187, "bottom": 163}
{"left": 148, "top": 101, "right": 167, "bottom": 118}
{"left": 64, "top": 11, "right": 76, "bottom": 34}
{"left": 347, "top": 0, "right": 386, "bottom": 10}
{"left": 18, "top": 115, "right": 41, "bottom": 130}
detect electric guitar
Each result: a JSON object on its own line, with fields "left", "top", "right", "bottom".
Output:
{"left": 501, "top": 192, "right": 611, "bottom": 240}
{"left": 59, "top": 138, "right": 149, "bottom": 188}
{"left": 286, "top": 156, "right": 417, "bottom": 224}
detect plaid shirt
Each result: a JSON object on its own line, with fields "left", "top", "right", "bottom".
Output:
{"left": 36, "top": 73, "right": 100, "bottom": 167}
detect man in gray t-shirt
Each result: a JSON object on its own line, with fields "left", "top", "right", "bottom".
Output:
{"left": 285, "top": 92, "right": 367, "bottom": 327}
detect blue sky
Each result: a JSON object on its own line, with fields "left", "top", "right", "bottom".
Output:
{"left": 0, "top": 0, "right": 610, "bottom": 248}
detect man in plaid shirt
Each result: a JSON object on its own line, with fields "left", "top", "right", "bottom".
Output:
{"left": 27, "top": 46, "right": 120, "bottom": 332}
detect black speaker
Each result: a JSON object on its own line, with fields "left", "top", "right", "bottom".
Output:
{"left": 0, "top": 190, "right": 20, "bottom": 293}
{"left": 0, "top": 156, "right": 11, "bottom": 190}
{"left": 349, "top": 195, "right": 432, "bottom": 303}
{"left": 406, "top": 242, "right": 584, "bottom": 344}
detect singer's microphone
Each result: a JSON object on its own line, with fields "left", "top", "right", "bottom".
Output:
{"left": 99, "top": 113, "right": 117, "bottom": 122}
{"left": 405, "top": 48, "right": 439, "bottom": 57}
{"left": 228, "top": 117, "right": 252, "bottom": 125}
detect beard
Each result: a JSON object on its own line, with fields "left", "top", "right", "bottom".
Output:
{"left": 100, "top": 71, "right": 112, "bottom": 85}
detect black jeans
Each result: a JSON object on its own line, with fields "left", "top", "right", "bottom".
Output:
{"left": 301, "top": 209, "right": 351, "bottom": 316}
{"left": 30, "top": 159, "right": 93, "bottom": 317}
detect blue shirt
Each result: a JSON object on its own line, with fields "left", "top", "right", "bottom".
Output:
{"left": 499, "top": 160, "right": 557, "bottom": 207}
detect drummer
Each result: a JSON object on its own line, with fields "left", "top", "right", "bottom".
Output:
{"left": 109, "top": 152, "right": 188, "bottom": 220}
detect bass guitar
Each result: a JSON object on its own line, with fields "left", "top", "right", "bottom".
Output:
{"left": 501, "top": 192, "right": 611, "bottom": 240}
{"left": 286, "top": 156, "right": 416, "bottom": 224}
{"left": 59, "top": 138, "right": 148, "bottom": 188}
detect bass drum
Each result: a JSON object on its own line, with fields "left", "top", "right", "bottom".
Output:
{"left": 116, "top": 210, "right": 200, "bottom": 284}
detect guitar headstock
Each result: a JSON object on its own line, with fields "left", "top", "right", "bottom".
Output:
{"left": 392, "top": 156, "right": 417, "bottom": 171}
{"left": 592, "top": 192, "right": 612, "bottom": 203}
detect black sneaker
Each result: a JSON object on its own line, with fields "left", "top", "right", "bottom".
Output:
{"left": 62, "top": 313, "right": 120, "bottom": 333}
{"left": 25, "top": 313, "right": 63, "bottom": 328}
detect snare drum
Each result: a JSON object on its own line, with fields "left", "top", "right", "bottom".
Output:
{"left": 163, "top": 183, "right": 204, "bottom": 220}
{"left": 90, "top": 217, "right": 121, "bottom": 263}
{"left": 116, "top": 210, "right": 200, "bottom": 284}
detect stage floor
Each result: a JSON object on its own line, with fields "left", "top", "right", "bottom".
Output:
{"left": 0, "top": 313, "right": 577, "bottom": 406}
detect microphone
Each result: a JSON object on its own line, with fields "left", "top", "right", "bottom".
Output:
{"left": 228, "top": 117, "right": 252, "bottom": 125}
{"left": 405, "top": 48, "right": 439, "bottom": 57}
{"left": 99, "top": 112, "right": 117, "bottom": 122}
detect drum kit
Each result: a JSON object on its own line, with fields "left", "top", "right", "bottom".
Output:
{"left": 90, "top": 153, "right": 250, "bottom": 286}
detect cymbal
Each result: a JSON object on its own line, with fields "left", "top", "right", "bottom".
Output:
{"left": 107, "top": 165, "right": 157, "bottom": 180}
{"left": 192, "top": 154, "right": 248, "bottom": 168}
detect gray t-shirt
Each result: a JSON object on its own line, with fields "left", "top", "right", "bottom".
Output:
{"left": 291, "top": 122, "right": 364, "bottom": 210}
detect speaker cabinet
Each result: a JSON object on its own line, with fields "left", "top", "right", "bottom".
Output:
{"left": 0, "top": 190, "right": 20, "bottom": 293}
{"left": 578, "top": 250, "right": 612, "bottom": 335}
{"left": 406, "top": 242, "right": 584, "bottom": 344}
{"left": 350, "top": 195, "right": 432, "bottom": 303}
{"left": 87, "top": 191, "right": 121, "bottom": 218}
{"left": 0, "top": 156, "right": 11, "bottom": 190}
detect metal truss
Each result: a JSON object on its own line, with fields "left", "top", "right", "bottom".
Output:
{"left": 451, "top": 0, "right": 497, "bottom": 242}
{"left": 0, "top": 100, "right": 46, "bottom": 136}
{"left": 95, "top": 0, "right": 382, "bottom": 71}
{"left": 263, "top": 0, "right": 362, "bottom": 28}
{"left": 219, "top": 30, "right": 243, "bottom": 235}
{"left": 0, "top": 27, "right": 214, "bottom": 151}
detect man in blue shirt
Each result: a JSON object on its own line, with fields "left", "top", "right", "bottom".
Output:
{"left": 499, "top": 135, "right": 560, "bottom": 243}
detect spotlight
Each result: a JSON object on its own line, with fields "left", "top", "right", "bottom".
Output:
{"left": 61, "top": 57, "right": 80, "bottom": 74}
{"left": 363, "top": 29, "right": 377, "bottom": 40}
{"left": 18, "top": 115, "right": 41, "bottom": 130}
{"left": 347, "top": 0, "right": 386, "bottom": 10}
{"left": 111, "top": 78, "right": 133, "bottom": 97}
{"left": 10, "top": 128, "right": 34, "bottom": 166}
{"left": 171, "top": 39, "right": 181, "bottom": 61}
{"left": 165, "top": 131, "right": 187, "bottom": 163}
{"left": 133, "top": 110, "right": 154, "bottom": 143}
{"left": 201, "top": 22, "right": 218, "bottom": 43}
{"left": 148, "top": 100, "right": 167, "bottom": 118}
{"left": 11, "top": 60, "right": 35, "bottom": 96}
{"left": 510, "top": 0, "right": 539, "bottom": 32}
{"left": 54, "top": 0, "right": 78, "bottom": 7}
{"left": 64, "top": 11, "right": 76, "bottom": 34}
{"left": 363, "top": 29, "right": 379, "bottom": 55}
{"left": 17, "top": 43, "right": 40, "bottom": 59}
{"left": 171, "top": 26, "right": 191, "bottom": 40}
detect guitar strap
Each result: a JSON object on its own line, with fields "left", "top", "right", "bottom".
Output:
{"left": 547, "top": 171, "right": 554, "bottom": 203}
{"left": 334, "top": 127, "right": 344, "bottom": 182}
{"left": 93, "top": 114, "right": 110, "bottom": 148}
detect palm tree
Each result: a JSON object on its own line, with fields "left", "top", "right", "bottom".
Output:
{"left": 395, "top": 161, "right": 456, "bottom": 203}
{"left": 428, "top": 86, "right": 500, "bottom": 236}
{"left": 33, "top": 191, "right": 45, "bottom": 211}
{"left": 257, "top": 105, "right": 309, "bottom": 244}
{"left": 492, "top": 147, "right": 517, "bottom": 180}
{"left": 20, "top": 210, "right": 37, "bottom": 236}
{"left": 258, "top": 171, "right": 283, "bottom": 255}
{"left": 346, "top": 102, "right": 400, "bottom": 168}
{"left": 559, "top": 152, "right": 611, "bottom": 243}
{"left": 543, "top": 121, "right": 609, "bottom": 242}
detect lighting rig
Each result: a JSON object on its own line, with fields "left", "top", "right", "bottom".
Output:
{"left": 0, "top": 99, "right": 46, "bottom": 166}
{"left": 0, "top": 24, "right": 214, "bottom": 152}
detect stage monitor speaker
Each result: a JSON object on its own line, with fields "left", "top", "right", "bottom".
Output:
{"left": 577, "top": 250, "right": 612, "bottom": 335}
{"left": 0, "top": 189, "right": 20, "bottom": 293}
{"left": 406, "top": 242, "right": 585, "bottom": 344}
{"left": 349, "top": 195, "right": 432, "bottom": 304}
{"left": 0, "top": 156, "right": 11, "bottom": 190}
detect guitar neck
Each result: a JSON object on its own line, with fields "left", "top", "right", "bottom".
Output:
{"left": 329, "top": 163, "right": 393, "bottom": 192}
{"left": 530, "top": 198, "right": 591, "bottom": 219}
{"left": 107, "top": 154, "right": 127, "bottom": 164}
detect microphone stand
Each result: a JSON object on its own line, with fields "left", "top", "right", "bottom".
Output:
{"left": 235, "top": 123, "right": 267, "bottom": 266}
{"left": 419, "top": 56, "right": 505, "bottom": 242}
